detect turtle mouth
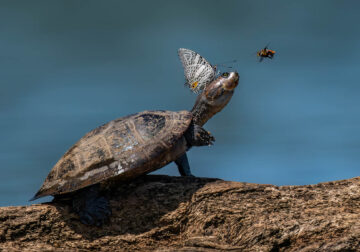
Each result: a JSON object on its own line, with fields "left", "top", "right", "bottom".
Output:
{"left": 223, "top": 72, "right": 239, "bottom": 91}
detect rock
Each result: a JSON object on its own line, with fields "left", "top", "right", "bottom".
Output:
{"left": 1, "top": 175, "right": 360, "bottom": 251}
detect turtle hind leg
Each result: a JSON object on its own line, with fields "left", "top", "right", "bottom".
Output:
{"left": 185, "top": 124, "right": 215, "bottom": 147}
{"left": 175, "top": 153, "right": 193, "bottom": 177}
{"left": 72, "top": 184, "right": 111, "bottom": 226}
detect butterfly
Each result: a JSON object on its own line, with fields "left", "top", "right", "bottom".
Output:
{"left": 178, "top": 48, "right": 217, "bottom": 93}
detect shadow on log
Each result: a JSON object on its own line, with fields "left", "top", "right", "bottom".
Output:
{"left": 1, "top": 175, "right": 360, "bottom": 251}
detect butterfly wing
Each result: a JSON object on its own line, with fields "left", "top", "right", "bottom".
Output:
{"left": 178, "top": 48, "right": 216, "bottom": 93}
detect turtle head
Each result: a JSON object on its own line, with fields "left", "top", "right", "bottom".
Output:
{"left": 191, "top": 71, "right": 239, "bottom": 126}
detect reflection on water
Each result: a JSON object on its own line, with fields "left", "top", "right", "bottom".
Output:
{"left": 1, "top": 1, "right": 360, "bottom": 206}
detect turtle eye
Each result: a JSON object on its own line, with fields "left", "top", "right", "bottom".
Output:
{"left": 221, "top": 72, "right": 229, "bottom": 78}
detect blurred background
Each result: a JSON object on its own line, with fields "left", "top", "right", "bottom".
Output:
{"left": 1, "top": 0, "right": 360, "bottom": 206}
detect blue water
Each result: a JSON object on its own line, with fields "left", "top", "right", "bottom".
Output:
{"left": 1, "top": 0, "right": 360, "bottom": 206}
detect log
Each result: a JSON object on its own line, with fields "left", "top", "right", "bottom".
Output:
{"left": 1, "top": 175, "right": 360, "bottom": 251}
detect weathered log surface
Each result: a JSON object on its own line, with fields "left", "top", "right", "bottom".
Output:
{"left": 1, "top": 175, "right": 360, "bottom": 251}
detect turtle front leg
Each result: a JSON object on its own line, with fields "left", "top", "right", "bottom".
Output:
{"left": 176, "top": 124, "right": 215, "bottom": 176}
{"left": 72, "top": 184, "right": 111, "bottom": 226}
{"left": 175, "top": 153, "right": 193, "bottom": 176}
{"left": 184, "top": 123, "right": 215, "bottom": 147}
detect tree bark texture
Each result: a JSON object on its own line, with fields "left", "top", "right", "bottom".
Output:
{"left": 1, "top": 175, "right": 359, "bottom": 251}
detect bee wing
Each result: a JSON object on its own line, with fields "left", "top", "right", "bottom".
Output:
{"left": 178, "top": 48, "right": 216, "bottom": 93}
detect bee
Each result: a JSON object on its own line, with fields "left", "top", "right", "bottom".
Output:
{"left": 257, "top": 45, "right": 276, "bottom": 62}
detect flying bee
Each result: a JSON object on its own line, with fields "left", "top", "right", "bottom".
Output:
{"left": 257, "top": 45, "right": 276, "bottom": 62}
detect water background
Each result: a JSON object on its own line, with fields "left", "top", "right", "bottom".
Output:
{"left": 1, "top": 0, "right": 360, "bottom": 206}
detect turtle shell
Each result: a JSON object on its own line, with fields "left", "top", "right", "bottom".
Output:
{"left": 33, "top": 110, "right": 192, "bottom": 199}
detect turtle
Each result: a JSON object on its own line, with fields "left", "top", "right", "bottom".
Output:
{"left": 31, "top": 71, "right": 239, "bottom": 226}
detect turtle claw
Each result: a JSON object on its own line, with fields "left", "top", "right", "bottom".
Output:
{"left": 194, "top": 126, "right": 215, "bottom": 146}
{"left": 203, "top": 132, "right": 215, "bottom": 146}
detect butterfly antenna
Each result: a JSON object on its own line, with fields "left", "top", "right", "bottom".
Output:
{"left": 214, "top": 59, "right": 238, "bottom": 71}
{"left": 216, "top": 59, "right": 237, "bottom": 65}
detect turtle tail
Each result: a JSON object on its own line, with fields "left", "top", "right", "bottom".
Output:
{"left": 29, "top": 189, "right": 45, "bottom": 201}
{"left": 29, "top": 194, "right": 41, "bottom": 201}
